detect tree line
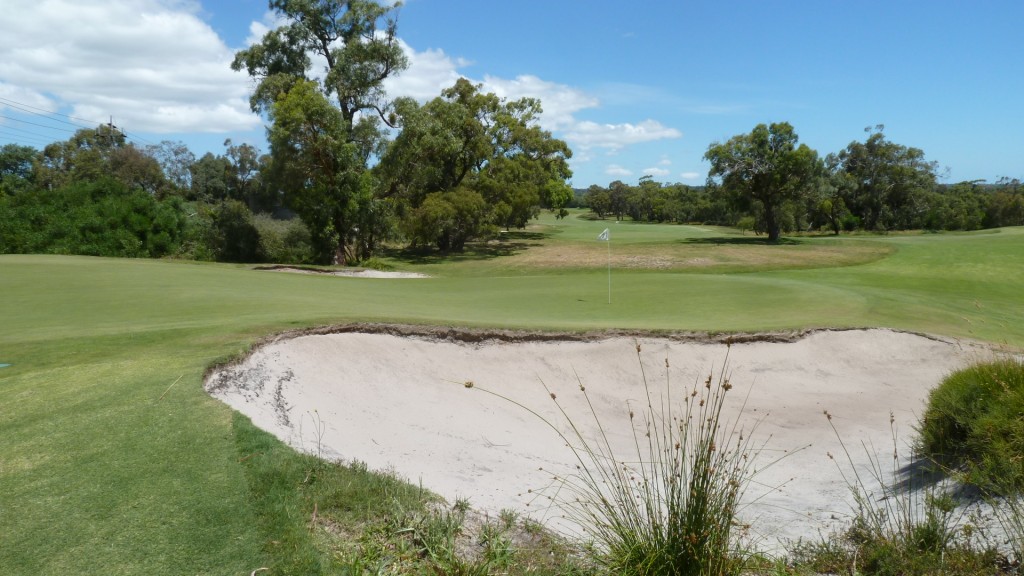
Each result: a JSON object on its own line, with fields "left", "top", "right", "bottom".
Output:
{"left": 586, "top": 123, "right": 1023, "bottom": 241}
{"left": 0, "top": 0, "right": 573, "bottom": 265}
{"left": 2, "top": 1, "right": 1021, "bottom": 264}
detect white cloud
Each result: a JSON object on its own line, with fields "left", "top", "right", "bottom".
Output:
{"left": 642, "top": 167, "right": 671, "bottom": 177}
{"left": 384, "top": 44, "right": 600, "bottom": 133}
{"left": 605, "top": 164, "right": 633, "bottom": 177}
{"left": 0, "top": 0, "right": 260, "bottom": 134}
{"left": 564, "top": 120, "right": 682, "bottom": 152}
{"left": 658, "top": 157, "right": 672, "bottom": 166}
{"left": 680, "top": 171, "right": 702, "bottom": 181}
{"left": 245, "top": 10, "right": 288, "bottom": 46}
{"left": 0, "top": 82, "right": 57, "bottom": 113}
{"left": 480, "top": 74, "right": 598, "bottom": 131}
{"left": 383, "top": 40, "right": 470, "bottom": 101}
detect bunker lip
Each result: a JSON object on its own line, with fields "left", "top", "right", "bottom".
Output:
{"left": 205, "top": 325, "right": 1000, "bottom": 551}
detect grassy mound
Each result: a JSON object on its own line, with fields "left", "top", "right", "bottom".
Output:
{"left": 917, "top": 358, "right": 1024, "bottom": 492}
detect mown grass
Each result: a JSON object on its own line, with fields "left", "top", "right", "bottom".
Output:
{"left": 2, "top": 220, "right": 1024, "bottom": 573}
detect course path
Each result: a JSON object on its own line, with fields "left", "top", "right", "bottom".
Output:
{"left": 206, "top": 327, "right": 993, "bottom": 550}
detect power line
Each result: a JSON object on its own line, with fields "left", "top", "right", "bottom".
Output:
{"left": 123, "top": 130, "right": 158, "bottom": 147}
{"left": 0, "top": 130, "right": 51, "bottom": 147}
{"left": 0, "top": 96, "right": 104, "bottom": 129}
{"left": 0, "top": 122, "right": 57, "bottom": 139}
{"left": 0, "top": 114, "right": 79, "bottom": 134}
{"left": 0, "top": 96, "right": 167, "bottom": 150}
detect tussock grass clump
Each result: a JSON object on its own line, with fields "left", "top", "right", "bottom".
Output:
{"left": 473, "top": 345, "right": 766, "bottom": 576}
{"left": 917, "top": 357, "right": 1024, "bottom": 493}
{"left": 810, "top": 410, "right": 1008, "bottom": 576}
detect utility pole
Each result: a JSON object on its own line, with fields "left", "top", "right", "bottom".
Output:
{"left": 108, "top": 116, "right": 114, "bottom": 146}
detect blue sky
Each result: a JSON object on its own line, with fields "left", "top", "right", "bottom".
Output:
{"left": 1, "top": 0, "right": 1021, "bottom": 187}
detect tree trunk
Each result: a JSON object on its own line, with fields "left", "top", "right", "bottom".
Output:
{"left": 764, "top": 204, "right": 781, "bottom": 242}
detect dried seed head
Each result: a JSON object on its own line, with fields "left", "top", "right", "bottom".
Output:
{"left": 636, "top": 342, "right": 642, "bottom": 353}
{"left": 550, "top": 392, "right": 557, "bottom": 400}
{"left": 463, "top": 381, "right": 474, "bottom": 388}
{"left": 665, "top": 358, "right": 670, "bottom": 368}
{"left": 723, "top": 379, "right": 732, "bottom": 391}
{"left": 823, "top": 410, "right": 832, "bottom": 421}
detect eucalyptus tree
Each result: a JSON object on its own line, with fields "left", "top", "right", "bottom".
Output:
{"left": 35, "top": 125, "right": 127, "bottom": 190}
{"left": 376, "top": 78, "right": 573, "bottom": 250}
{"left": 585, "top": 184, "right": 611, "bottom": 218}
{"left": 704, "top": 122, "right": 819, "bottom": 241}
{"left": 233, "top": 0, "right": 408, "bottom": 263}
{"left": 145, "top": 141, "right": 195, "bottom": 192}
{"left": 831, "top": 126, "right": 939, "bottom": 231}
{"left": 0, "top": 144, "right": 37, "bottom": 194}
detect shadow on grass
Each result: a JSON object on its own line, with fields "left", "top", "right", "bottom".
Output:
{"left": 677, "top": 236, "right": 804, "bottom": 246}
{"left": 382, "top": 230, "right": 550, "bottom": 265}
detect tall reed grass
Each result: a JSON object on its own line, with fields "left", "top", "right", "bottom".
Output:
{"left": 471, "top": 344, "right": 767, "bottom": 576}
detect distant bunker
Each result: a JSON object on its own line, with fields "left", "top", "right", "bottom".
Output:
{"left": 206, "top": 326, "right": 991, "bottom": 548}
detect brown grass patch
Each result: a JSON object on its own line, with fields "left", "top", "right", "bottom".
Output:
{"left": 502, "top": 240, "right": 892, "bottom": 272}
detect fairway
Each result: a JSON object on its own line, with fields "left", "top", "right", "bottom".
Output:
{"left": 3, "top": 217, "right": 1024, "bottom": 574}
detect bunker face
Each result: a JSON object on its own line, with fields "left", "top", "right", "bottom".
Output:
{"left": 206, "top": 329, "right": 989, "bottom": 549}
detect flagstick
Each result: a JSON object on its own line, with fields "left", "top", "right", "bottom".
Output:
{"left": 607, "top": 235, "right": 611, "bottom": 304}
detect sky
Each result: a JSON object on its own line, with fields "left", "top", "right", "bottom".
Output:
{"left": 1, "top": 0, "right": 1021, "bottom": 188}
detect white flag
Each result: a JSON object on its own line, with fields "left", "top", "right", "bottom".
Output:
{"left": 597, "top": 228, "right": 610, "bottom": 241}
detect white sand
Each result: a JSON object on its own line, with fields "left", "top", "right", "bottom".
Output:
{"left": 259, "top": 266, "right": 429, "bottom": 278}
{"left": 206, "top": 328, "right": 993, "bottom": 550}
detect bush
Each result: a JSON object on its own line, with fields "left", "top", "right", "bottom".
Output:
{"left": 917, "top": 358, "right": 1024, "bottom": 493}
{"left": 252, "top": 213, "right": 314, "bottom": 264}
{"left": 208, "top": 200, "right": 263, "bottom": 263}
{"left": 0, "top": 178, "right": 185, "bottom": 257}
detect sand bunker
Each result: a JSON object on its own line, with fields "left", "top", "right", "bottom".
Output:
{"left": 255, "top": 265, "right": 429, "bottom": 278}
{"left": 206, "top": 328, "right": 993, "bottom": 549}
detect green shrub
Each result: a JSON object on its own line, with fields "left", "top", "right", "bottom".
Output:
{"left": 917, "top": 358, "right": 1024, "bottom": 492}
{"left": 208, "top": 200, "right": 263, "bottom": 263}
{"left": 252, "top": 213, "right": 314, "bottom": 264}
{"left": 0, "top": 178, "right": 186, "bottom": 257}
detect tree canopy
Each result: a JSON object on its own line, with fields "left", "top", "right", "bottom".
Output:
{"left": 234, "top": 0, "right": 407, "bottom": 264}
{"left": 704, "top": 122, "right": 820, "bottom": 241}
{"left": 830, "top": 126, "right": 939, "bottom": 231}
{"left": 375, "top": 78, "right": 573, "bottom": 249}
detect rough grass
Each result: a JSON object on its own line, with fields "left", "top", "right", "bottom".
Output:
{"left": 500, "top": 237, "right": 891, "bottom": 272}
{"left": 381, "top": 211, "right": 894, "bottom": 275}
